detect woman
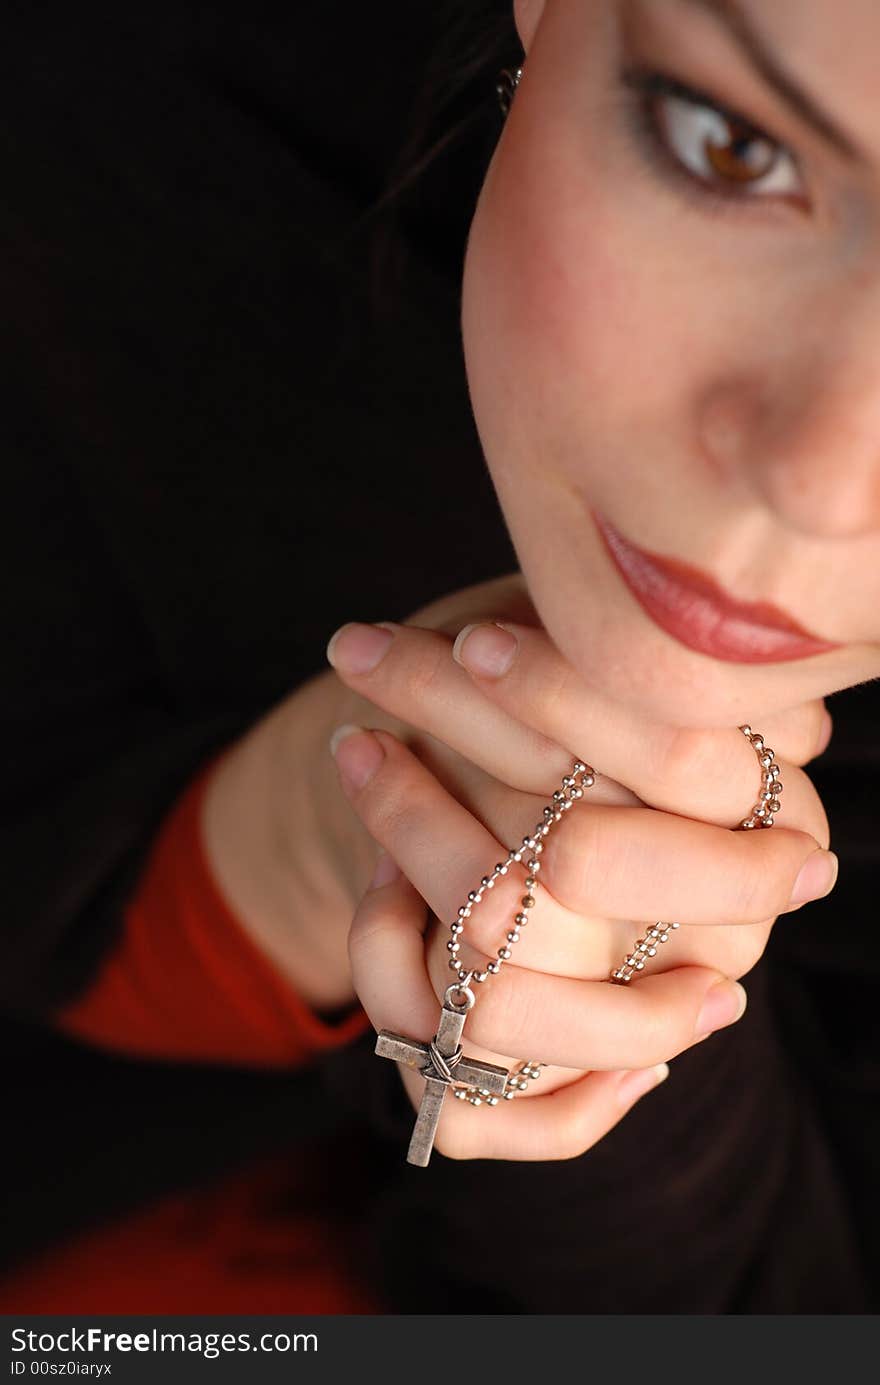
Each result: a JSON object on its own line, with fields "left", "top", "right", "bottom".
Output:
{"left": 1, "top": 0, "right": 876, "bottom": 1312}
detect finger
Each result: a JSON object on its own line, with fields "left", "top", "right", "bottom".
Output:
{"left": 330, "top": 718, "right": 635, "bottom": 981}
{"left": 334, "top": 725, "right": 610, "bottom": 981}
{"left": 350, "top": 747, "right": 768, "bottom": 987}
{"left": 757, "top": 700, "right": 831, "bottom": 764}
{"left": 330, "top": 726, "right": 837, "bottom": 935}
{"left": 346, "top": 861, "right": 689, "bottom": 1161}
{"left": 446, "top": 957, "right": 746, "bottom": 1072}
{"left": 420, "top": 899, "right": 770, "bottom": 1002}
{"left": 452, "top": 619, "right": 829, "bottom": 774}
{"left": 325, "top": 618, "right": 827, "bottom": 842}
{"left": 451, "top": 620, "right": 829, "bottom": 834}
{"left": 339, "top": 730, "right": 786, "bottom": 1020}
{"left": 353, "top": 861, "right": 745, "bottom": 1073}
{"left": 327, "top": 619, "right": 641, "bottom": 809}
{"left": 400, "top": 1060, "right": 672, "bottom": 1162}
{"left": 538, "top": 800, "right": 837, "bottom": 925}
{"left": 347, "top": 853, "right": 441, "bottom": 1041}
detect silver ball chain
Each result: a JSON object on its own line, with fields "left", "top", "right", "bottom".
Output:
{"left": 447, "top": 725, "right": 783, "bottom": 1107}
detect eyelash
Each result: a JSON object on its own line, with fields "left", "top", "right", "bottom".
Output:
{"left": 618, "top": 66, "right": 806, "bottom": 217}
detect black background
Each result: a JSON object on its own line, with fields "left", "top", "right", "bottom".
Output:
{"left": 1, "top": 0, "right": 877, "bottom": 1313}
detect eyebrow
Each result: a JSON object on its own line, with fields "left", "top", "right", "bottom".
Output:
{"left": 682, "top": 0, "right": 863, "bottom": 162}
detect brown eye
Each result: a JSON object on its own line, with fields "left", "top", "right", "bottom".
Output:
{"left": 698, "top": 111, "right": 777, "bottom": 183}
{"left": 621, "top": 68, "right": 808, "bottom": 208}
{"left": 650, "top": 82, "right": 803, "bottom": 197}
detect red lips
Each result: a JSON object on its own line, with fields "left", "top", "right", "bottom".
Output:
{"left": 594, "top": 513, "right": 840, "bottom": 664}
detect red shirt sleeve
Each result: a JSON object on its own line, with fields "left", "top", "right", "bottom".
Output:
{"left": 54, "top": 752, "right": 370, "bottom": 1067}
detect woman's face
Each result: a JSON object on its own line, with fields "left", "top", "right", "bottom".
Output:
{"left": 461, "top": 0, "right": 880, "bottom": 726}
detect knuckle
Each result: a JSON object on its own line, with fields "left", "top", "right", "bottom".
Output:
{"left": 521, "top": 647, "right": 577, "bottom": 719}
{"left": 463, "top": 995, "right": 502, "bottom": 1054}
{"left": 466, "top": 969, "right": 532, "bottom": 1055}
{"left": 726, "top": 847, "right": 777, "bottom": 922}
{"left": 353, "top": 789, "right": 396, "bottom": 843}
{"left": 768, "top": 700, "right": 824, "bottom": 766}
{"left": 436, "top": 866, "right": 521, "bottom": 961}
{"left": 650, "top": 725, "right": 717, "bottom": 794}
{"left": 740, "top": 830, "right": 820, "bottom": 920}
{"left": 397, "top": 640, "right": 447, "bottom": 703}
{"left": 357, "top": 755, "right": 420, "bottom": 834}
{"left": 460, "top": 902, "right": 508, "bottom": 958}
{"left": 543, "top": 809, "right": 612, "bottom": 912}
{"left": 630, "top": 987, "right": 689, "bottom": 1063}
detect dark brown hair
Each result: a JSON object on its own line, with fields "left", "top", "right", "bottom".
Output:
{"left": 364, "top": 2, "right": 520, "bottom": 312}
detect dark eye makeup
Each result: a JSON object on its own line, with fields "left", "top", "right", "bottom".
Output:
{"left": 618, "top": 65, "right": 808, "bottom": 216}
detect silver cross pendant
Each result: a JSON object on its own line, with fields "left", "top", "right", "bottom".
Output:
{"left": 375, "top": 982, "right": 510, "bottom": 1167}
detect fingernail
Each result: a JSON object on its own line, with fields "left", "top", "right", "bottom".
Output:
{"left": 369, "top": 851, "right": 401, "bottom": 890}
{"left": 329, "top": 723, "right": 385, "bottom": 791}
{"left": 326, "top": 622, "right": 394, "bottom": 675}
{"left": 695, "top": 980, "right": 747, "bottom": 1041}
{"left": 815, "top": 707, "right": 833, "bottom": 756}
{"left": 616, "top": 1063, "right": 670, "bottom": 1105}
{"left": 787, "top": 850, "right": 839, "bottom": 910}
{"left": 452, "top": 622, "right": 518, "bottom": 678}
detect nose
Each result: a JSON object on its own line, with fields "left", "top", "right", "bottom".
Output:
{"left": 698, "top": 316, "right": 880, "bottom": 541}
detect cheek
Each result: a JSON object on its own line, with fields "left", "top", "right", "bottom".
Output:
{"left": 461, "top": 34, "right": 880, "bottom": 719}
{"left": 464, "top": 118, "right": 679, "bottom": 501}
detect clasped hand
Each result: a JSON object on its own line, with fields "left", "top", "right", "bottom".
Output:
{"left": 326, "top": 575, "right": 837, "bottom": 1161}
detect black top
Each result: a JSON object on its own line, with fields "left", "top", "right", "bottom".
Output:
{"left": 3, "top": 0, "right": 878, "bottom": 1312}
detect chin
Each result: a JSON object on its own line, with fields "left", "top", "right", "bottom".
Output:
{"left": 514, "top": 543, "right": 864, "bottom": 729}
